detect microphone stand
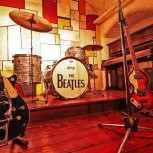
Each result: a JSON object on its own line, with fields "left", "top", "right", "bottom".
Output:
{"left": 98, "top": 0, "right": 153, "bottom": 152}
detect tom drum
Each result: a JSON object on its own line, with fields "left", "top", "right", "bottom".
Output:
{"left": 65, "top": 46, "right": 86, "bottom": 64}
{"left": 12, "top": 54, "right": 42, "bottom": 83}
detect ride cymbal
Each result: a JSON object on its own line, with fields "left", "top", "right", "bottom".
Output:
{"left": 9, "top": 10, "right": 52, "bottom": 32}
{"left": 83, "top": 45, "right": 103, "bottom": 51}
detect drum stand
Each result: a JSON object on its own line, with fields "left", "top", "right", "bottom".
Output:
{"left": 28, "top": 15, "right": 38, "bottom": 102}
{"left": 98, "top": 1, "right": 153, "bottom": 152}
{"left": 83, "top": 45, "right": 103, "bottom": 94}
{"left": 9, "top": 10, "right": 52, "bottom": 102}
{"left": 92, "top": 48, "right": 97, "bottom": 94}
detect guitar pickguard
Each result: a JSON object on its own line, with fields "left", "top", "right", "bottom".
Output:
{"left": 0, "top": 74, "right": 29, "bottom": 145}
{"left": 129, "top": 68, "right": 153, "bottom": 110}
{"left": 3, "top": 76, "right": 18, "bottom": 98}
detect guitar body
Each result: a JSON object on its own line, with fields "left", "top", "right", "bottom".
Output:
{"left": 129, "top": 67, "right": 153, "bottom": 110}
{"left": 0, "top": 74, "right": 29, "bottom": 145}
{"left": 122, "top": 25, "right": 153, "bottom": 111}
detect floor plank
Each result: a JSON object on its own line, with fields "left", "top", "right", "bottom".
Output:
{"left": 1, "top": 111, "right": 153, "bottom": 153}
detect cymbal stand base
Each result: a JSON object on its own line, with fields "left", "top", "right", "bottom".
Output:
{"left": 28, "top": 97, "right": 39, "bottom": 102}
{"left": 98, "top": 112, "right": 153, "bottom": 153}
{"left": 29, "top": 15, "right": 36, "bottom": 102}
{"left": 93, "top": 90, "right": 98, "bottom": 94}
{"left": 92, "top": 90, "right": 104, "bottom": 96}
{"left": 38, "top": 94, "right": 48, "bottom": 103}
{"left": 139, "top": 109, "right": 153, "bottom": 117}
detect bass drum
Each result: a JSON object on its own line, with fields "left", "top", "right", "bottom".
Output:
{"left": 47, "top": 57, "right": 89, "bottom": 99}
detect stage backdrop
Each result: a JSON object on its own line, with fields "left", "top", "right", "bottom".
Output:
{"left": 0, "top": 0, "right": 103, "bottom": 94}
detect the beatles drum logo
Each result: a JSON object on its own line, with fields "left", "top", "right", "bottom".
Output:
{"left": 57, "top": 65, "right": 85, "bottom": 90}
{"left": 52, "top": 58, "right": 88, "bottom": 99}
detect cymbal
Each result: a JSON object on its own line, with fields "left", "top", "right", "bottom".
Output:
{"left": 9, "top": 10, "right": 52, "bottom": 32}
{"left": 83, "top": 45, "right": 103, "bottom": 51}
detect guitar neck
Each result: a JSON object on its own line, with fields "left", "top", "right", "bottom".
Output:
{"left": 124, "top": 25, "right": 140, "bottom": 75}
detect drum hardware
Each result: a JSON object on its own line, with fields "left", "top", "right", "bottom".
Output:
{"left": 83, "top": 45, "right": 103, "bottom": 94}
{"left": 43, "top": 62, "right": 59, "bottom": 99}
{"left": 9, "top": 10, "right": 52, "bottom": 102}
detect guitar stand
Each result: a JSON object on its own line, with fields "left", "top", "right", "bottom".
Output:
{"left": 97, "top": 0, "right": 153, "bottom": 152}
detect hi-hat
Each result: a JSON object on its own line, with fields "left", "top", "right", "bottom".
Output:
{"left": 9, "top": 10, "right": 52, "bottom": 32}
{"left": 83, "top": 45, "right": 103, "bottom": 51}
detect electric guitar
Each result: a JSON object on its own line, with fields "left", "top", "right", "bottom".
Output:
{"left": 0, "top": 73, "right": 29, "bottom": 146}
{"left": 124, "top": 25, "right": 153, "bottom": 111}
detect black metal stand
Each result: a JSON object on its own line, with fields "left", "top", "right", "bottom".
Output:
{"left": 92, "top": 48, "right": 97, "bottom": 94}
{"left": 98, "top": 0, "right": 153, "bottom": 152}
{"left": 28, "top": 15, "right": 39, "bottom": 102}
{"left": 12, "top": 16, "right": 36, "bottom": 146}
{"left": 140, "top": 109, "right": 153, "bottom": 117}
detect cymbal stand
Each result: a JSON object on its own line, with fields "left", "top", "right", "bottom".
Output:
{"left": 92, "top": 47, "right": 97, "bottom": 94}
{"left": 28, "top": 15, "right": 38, "bottom": 102}
{"left": 98, "top": 0, "right": 153, "bottom": 152}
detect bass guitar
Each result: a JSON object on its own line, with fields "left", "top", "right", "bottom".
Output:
{"left": 124, "top": 25, "right": 153, "bottom": 111}
{"left": 0, "top": 73, "right": 29, "bottom": 146}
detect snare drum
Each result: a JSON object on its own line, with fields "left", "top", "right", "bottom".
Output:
{"left": 48, "top": 57, "right": 89, "bottom": 99}
{"left": 65, "top": 46, "right": 86, "bottom": 64}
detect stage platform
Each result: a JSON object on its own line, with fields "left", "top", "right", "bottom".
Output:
{"left": 23, "top": 90, "right": 126, "bottom": 123}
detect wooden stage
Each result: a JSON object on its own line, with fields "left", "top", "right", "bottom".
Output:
{"left": 1, "top": 90, "right": 153, "bottom": 153}
{"left": 25, "top": 90, "right": 126, "bottom": 123}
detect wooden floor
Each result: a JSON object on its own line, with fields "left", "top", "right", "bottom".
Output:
{"left": 1, "top": 90, "right": 153, "bottom": 153}
{"left": 1, "top": 111, "right": 153, "bottom": 153}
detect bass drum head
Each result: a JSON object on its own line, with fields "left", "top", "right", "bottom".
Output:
{"left": 52, "top": 57, "right": 89, "bottom": 99}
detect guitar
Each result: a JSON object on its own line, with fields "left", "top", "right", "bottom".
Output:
{"left": 124, "top": 25, "right": 153, "bottom": 111}
{"left": 0, "top": 73, "right": 29, "bottom": 146}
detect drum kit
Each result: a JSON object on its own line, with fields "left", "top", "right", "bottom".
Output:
{"left": 9, "top": 10, "right": 52, "bottom": 100}
{"left": 9, "top": 10, "right": 103, "bottom": 100}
